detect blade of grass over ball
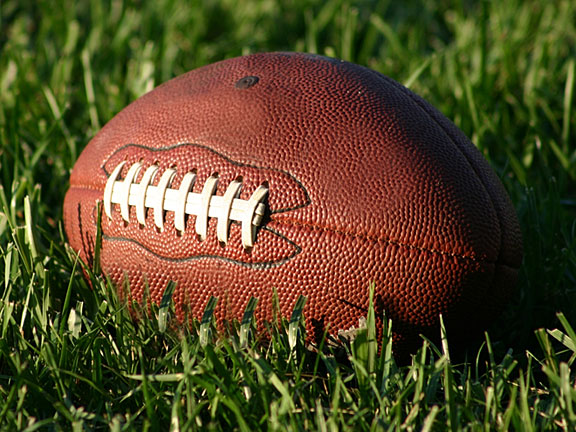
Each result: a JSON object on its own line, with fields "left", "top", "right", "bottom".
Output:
{"left": 158, "top": 280, "right": 176, "bottom": 333}
{"left": 288, "top": 295, "right": 307, "bottom": 352}
{"left": 200, "top": 296, "right": 218, "bottom": 346}
{"left": 240, "top": 296, "right": 258, "bottom": 347}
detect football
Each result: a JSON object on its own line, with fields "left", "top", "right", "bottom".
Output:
{"left": 64, "top": 52, "right": 522, "bottom": 354}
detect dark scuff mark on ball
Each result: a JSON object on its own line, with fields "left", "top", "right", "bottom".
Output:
{"left": 235, "top": 76, "right": 260, "bottom": 89}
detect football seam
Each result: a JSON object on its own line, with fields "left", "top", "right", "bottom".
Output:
{"left": 268, "top": 217, "right": 511, "bottom": 267}
{"left": 68, "top": 180, "right": 504, "bottom": 268}
{"left": 70, "top": 181, "right": 497, "bottom": 266}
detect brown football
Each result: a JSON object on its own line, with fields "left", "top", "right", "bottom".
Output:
{"left": 64, "top": 52, "right": 522, "bottom": 354}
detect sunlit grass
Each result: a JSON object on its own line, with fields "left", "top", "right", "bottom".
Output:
{"left": 1, "top": 0, "right": 575, "bottom": 429}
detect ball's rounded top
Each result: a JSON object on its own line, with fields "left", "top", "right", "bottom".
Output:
{"left": 71, "top": 52, "right": 520, "bottom": 269}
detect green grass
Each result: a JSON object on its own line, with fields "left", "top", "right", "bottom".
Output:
{"left": 1, "top": 0, "right": 575, "bottom": 429}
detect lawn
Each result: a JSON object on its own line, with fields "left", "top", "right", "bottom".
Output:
{"left": 1, "top": 0, "right": 575, "bottom": 430}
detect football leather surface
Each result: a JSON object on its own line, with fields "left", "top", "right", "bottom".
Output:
{"left": 64, "top": 52, "right": 523, "bottom": 354}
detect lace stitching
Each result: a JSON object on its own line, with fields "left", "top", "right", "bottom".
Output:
{"left": 103, "top": 161, "right": 268, "bottom": 248}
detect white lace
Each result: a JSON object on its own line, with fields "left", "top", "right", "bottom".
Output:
{"left": 103, "top": 161, "right": 269, "bottom": 248}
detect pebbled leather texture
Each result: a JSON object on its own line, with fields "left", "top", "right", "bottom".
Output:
{"left": 63, "top": 52, "right": 523, "bottom": 355}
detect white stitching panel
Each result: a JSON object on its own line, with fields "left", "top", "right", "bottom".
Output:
{"left": 136, "top": 165, "right": 159, "bottom": 225}
{"left": 104, "top": 161, "right": 125, "bottom": 219}
{"left": 153, "top": 168, "right": 177, "bottom": 230}
{"left": 104, "top": 162, "right": 269, "bottom": 248}
{"left": 196, "top": 175, "right": 219, "bottom": 241}
{"left": 217, "top": 178, "right": 242, "bottom": 244}
{"left": 120, "top": 162, "right": 142, "bottom": 221}
{"left": 175, "top": 172, "right": 196, "bottom": 232}
{"left": 242, "top": 184, "right": 269, "bottom": 248}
